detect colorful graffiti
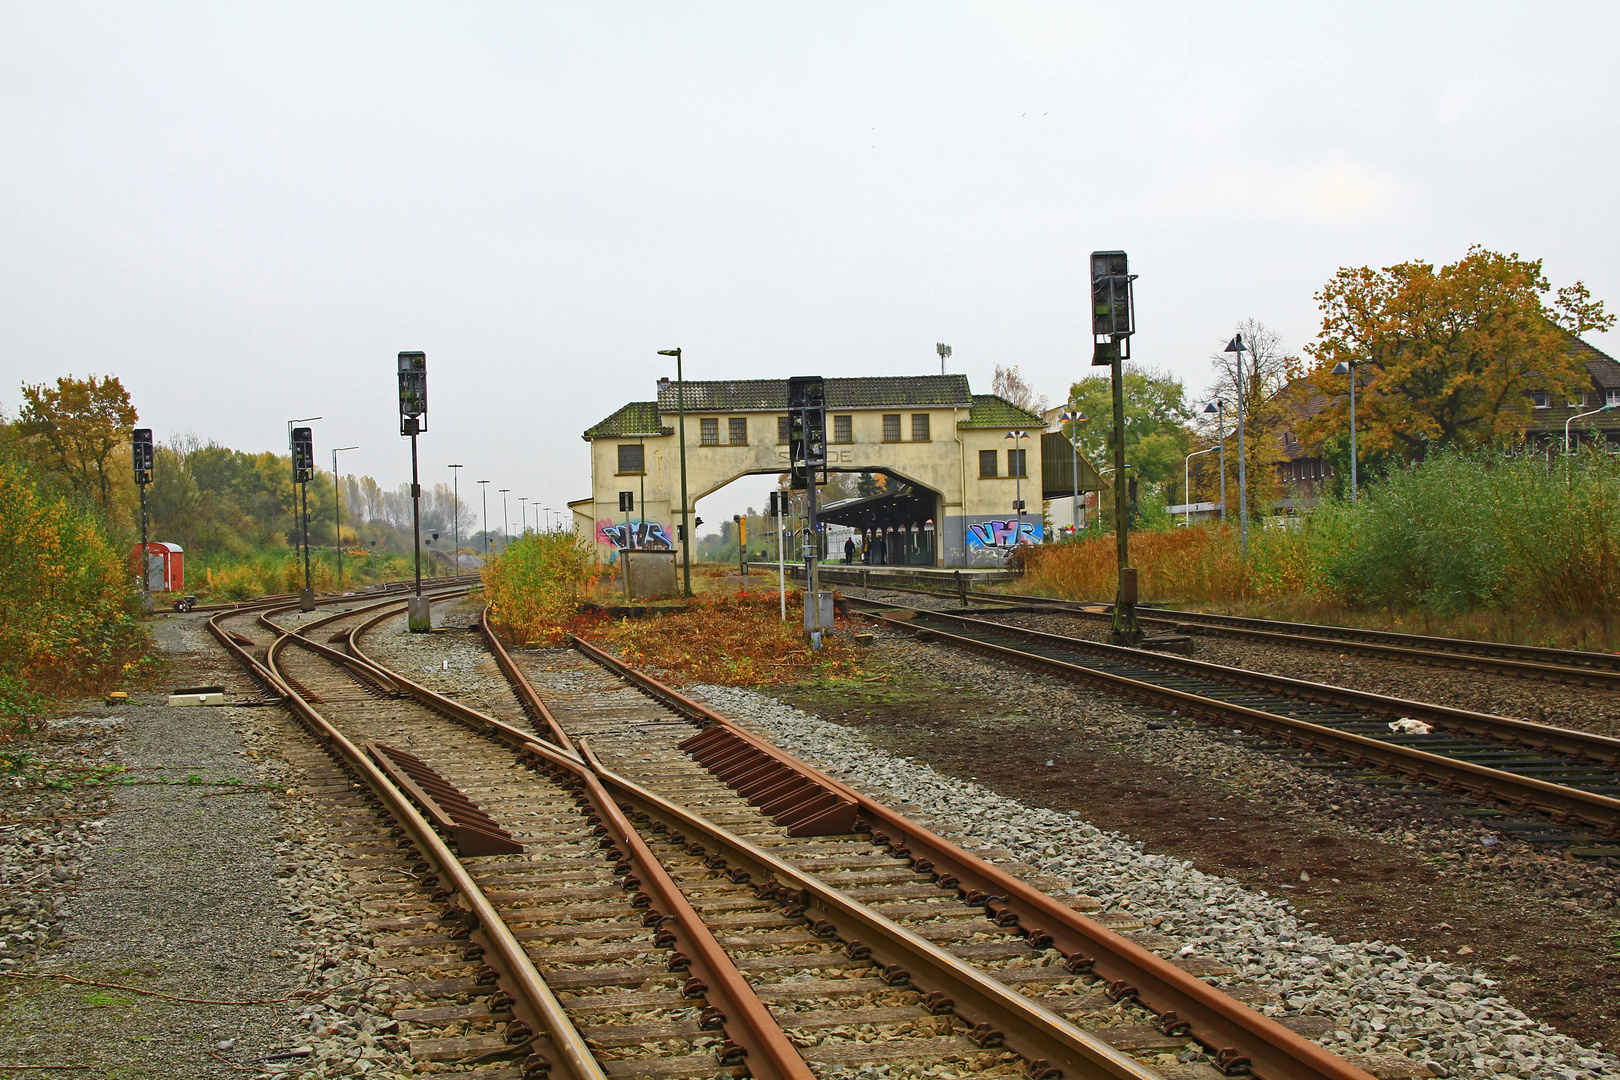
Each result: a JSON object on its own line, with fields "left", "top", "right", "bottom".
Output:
{"left": 597, "top": 519, "right": 673, "bottom": 551}
{"left": 964, "top": 519, "right": 1043, "bottom": 548}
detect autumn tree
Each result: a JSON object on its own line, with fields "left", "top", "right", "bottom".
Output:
{"left": 1300, "top": 247, "right": 1613, "bottom": 462}
{"left": 15, "top": 375, "right": 138, "bottom": 513}
{"left": 992, "top": 365, "right": 1049, "bottom": 415}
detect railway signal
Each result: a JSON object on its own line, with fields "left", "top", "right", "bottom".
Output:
{"left": 788, "top": 376, "right": 828, "bottom": 648}
{"left": 291, "top": 425, "right": 316, "bottom": 610}
{"left": 398, "top": 351, "right": 431, "bottom": 631}
{"left": 1090, "top": 250, "right": 1143, "bottom": 646}
{"left": 132, "top": 428, "right": 153, "bottom": 611}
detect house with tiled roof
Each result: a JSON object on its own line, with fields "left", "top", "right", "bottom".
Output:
{"left": 578, "top": 374, "right": 1090, "bottom": 567}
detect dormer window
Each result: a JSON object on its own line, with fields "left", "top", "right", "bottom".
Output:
{"left": 1531, "top": 391, "right": 1550, "bottom": 409}
{"left": 1608, "top": 389, "right": 1620, "bottom": 407}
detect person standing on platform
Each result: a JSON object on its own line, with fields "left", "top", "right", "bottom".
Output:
{"left": 844, "top": 536, "right": 855, "bottom": 564}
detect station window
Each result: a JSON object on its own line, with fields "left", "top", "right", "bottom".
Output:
{"left": 834, "top": 415, "right": 852, "bottom": 443}
{"left": 616, "top": 444, "right": 644, "bottom": 475}
{"left": 700, "top": 417, "right": 720, "bottom": 445}
{"left": 882, "top": 414, "right": 902, "bottom": 442}
{"left": 1007, "top": 449, "right": 1027, "bottom": 478}
{"left": 911, "top": 413, "right": 930, "bottom": 441}
{"left": 979, "top": 449, "right": 998, "bottom": 478}
{"left": 729, "top": 417, "right": 748, "bottom": 445}
{"left": 778, "top": 416, "right": 791, "bottom": 444}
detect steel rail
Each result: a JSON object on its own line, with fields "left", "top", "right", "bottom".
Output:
{"left": 867, "top": 603, "right": 1620, "bottom": 770}
{"left": 211, "top": 602, "right": 604, "bottom": 1080}
{"left": 813, "top": 567, "right": 1620, "bottom": 685}
{"left": 855, "top": 602, "right": 1620, "bottom": 837}
{"left": 477, "top": 608, "right": 577, "bottom": 754}
{"left": 575, "top": 740, "right": 1172, "bottom": 1080}
{"left": 332, "top": 607, "right": 814, "bottom": 1077}
{"left": 565, "top": 635, "right": 1373, "bottom": 1080}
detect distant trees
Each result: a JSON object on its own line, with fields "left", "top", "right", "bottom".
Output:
{"left": 992, "top": 365, "right": 1049, "bottom": 415}
{"left": 1300, "top": 246, "right": 1613, "bottom": 462}
{"left": 14, "top": 375, "right": 138, "bottom": 515}
{"left": 1064, "top": 365, "right": 1193, "bottom": 494}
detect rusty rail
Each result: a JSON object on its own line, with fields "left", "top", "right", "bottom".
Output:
{"left": 210, "top": 601, "right": 604, "bottom": 1080}
{"left": 566, "top": 634, "right": 1373, "bottom": 1080}
{"left": 857, "top": 602, "right": 1620, "bottom": 837}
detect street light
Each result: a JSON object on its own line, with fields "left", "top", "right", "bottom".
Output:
{"left": 1224, "top": 334, "right": 1249, "bottom": 554}
{"left": 519, "top": 497, "right": 528, "bottom": 536}
{"left": 448, "top": 464, "right": 463, "bottom": 573}
{"left": 478, "top": 480, "right": 491, "bottom": 558}
{"left": 499, "top": 488, "right": 510, "bottom": 552}
{"left": 1203, "top": 401, "right": 1227, "bottom": 523}
{"left": 332, "top": 445, "right": 358, "bottom": 586}
{"left": 1184, "top": 446, "right": 1219, "bottom": 527}
{"left": 1566, "top": 403, "right": 1619, "bottom": 453}
{"left": 1005, "top": 430, "right": 1030, "bottom": 541}
{"left": 1059, "top": 410, "right": 1087, "bottom": 536}
{"left": 658, "top": 348, "right": 692, "bottom": 597}
{"left": 1330, "top": 360, "right": 1361, "bottom": 502}
{"left": 936, "top": 342, "right": 952, "bottom": 375}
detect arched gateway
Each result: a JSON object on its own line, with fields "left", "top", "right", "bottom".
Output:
{"left": 575, "top": 374, "right": 1097, "bottom": 569}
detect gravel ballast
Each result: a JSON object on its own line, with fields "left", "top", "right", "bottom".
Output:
{"left": 692, "top": 681, "right": 1620, "bottom": 1080}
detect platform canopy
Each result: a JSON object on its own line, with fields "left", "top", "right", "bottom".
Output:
{"left": 816, "top": 485, "right": 935, "bottom": 530}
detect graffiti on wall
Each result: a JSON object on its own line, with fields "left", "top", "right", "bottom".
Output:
{"left": 597, "top": 519, "right": 673, "bottom": 550}
{"left": 964, "top": 519, "right": 1043, "bottom": 549}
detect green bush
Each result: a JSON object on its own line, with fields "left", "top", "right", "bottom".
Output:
{"left": 0, "top": 452, "right": 144, "bottom": 727}
{"left": 482, "top": 533, "right": 598, "bottom": 646}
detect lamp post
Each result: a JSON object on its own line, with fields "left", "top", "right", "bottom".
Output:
{"left": 936, "top": 342, "right": 951, "bottom": 375}
{"left": 658, "top": 348, "right": 692, "bottom": 597}
{"left": 1005, "top": 430, "right": 1030, "bottom": 542}
{"left": 448, "top": 464, "right": 463, "bottom": 573}
{"left": 1203, "top": 400, "right": 1227, "bottom": 523}
{"left": 519, "top": 497, "right": 528, "bottom": 536}
{"left": 332, "top": 445, "right": 358, "bottom": 586}
{"left": 1059, "top": 410, "right": 1087, "bottom": 536}
{"left": 499, "top": 488, "right": 510, "bottom": 552}
{"left": 397, "top": 351, "right": 430, "bottom": 631}
{"left": 1330, "top": 359, "right": 1360, "bottom": 502}
{"left": 1224, "top": 334, "right": 1249, "bottom": 554}
{"left": 1566, "top": 403, "right": 1619, "bottom": 453}
{"left": 1184, "top": 446, "right": 1219, "bottom": 527}
{"left": 478, "top": 480, "right": 490, "bottom": 559}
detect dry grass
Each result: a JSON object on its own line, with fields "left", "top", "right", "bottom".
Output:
{"left": 587, "top": 585, "right": 870, "bottom": 687}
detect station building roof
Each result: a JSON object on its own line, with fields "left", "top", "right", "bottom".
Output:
{"left": 582, "top": 401, "right": 674, "bottom": 439}
{"left": 958, "top": 394, "right": 1046, "bottom": 428}
{"left": 653, "top": 374, "right": 971, "bottom": 413}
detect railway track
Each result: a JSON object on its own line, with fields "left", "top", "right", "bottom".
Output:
{"left": 808, "top": 568, "right": 1620, "bottom": 689}
{"left": 205, "top": 591, "right": 1385, "bottom": 1079}
{"left": 842, "top": 598, "right": 1620, "bottom": 850}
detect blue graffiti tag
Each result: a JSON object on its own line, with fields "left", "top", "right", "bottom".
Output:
{"left": 965, "top": 520, "right": 1043, "bottom": 548}
{"left": 600, "top": 520, "right": 673, "bottom": 550}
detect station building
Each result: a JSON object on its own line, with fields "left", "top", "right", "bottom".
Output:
{"left": 575, "top": 374, "right": 1101, "bottom": 569}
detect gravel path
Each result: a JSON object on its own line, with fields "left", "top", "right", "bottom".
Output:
{"left": 690, "top": 678, "right": 1620, "bottom": 1080}
{"left": 0, "top": 611, "right": 416, "bottom": 1080}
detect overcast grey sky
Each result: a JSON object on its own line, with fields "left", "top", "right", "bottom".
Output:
{"left": 4, "top": 2, "right": 1616, "bottom": 534}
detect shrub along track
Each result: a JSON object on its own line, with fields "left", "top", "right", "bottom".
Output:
{"left": 208, "top": 591, "right": 1353, "bottom": 1079}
